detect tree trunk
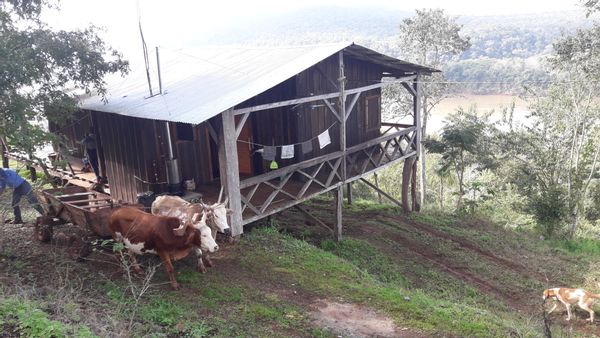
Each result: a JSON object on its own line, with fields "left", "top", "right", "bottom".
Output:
{"left": 569, "top": 211, "right": 578, "bottom": 238}
{"left": 402, "top": 156, "right": 415, "bottom": 212}
{"left": 439, "top": 176, "right": 444, "bottom": 210}
{"left": 28, "top": 166, "right": 37, "bottom": 182}
{"left": 1, "top": 139, "right": 8, "bottom": 168}
{"left": 412, "top": 158, "right": 420, "bottom": 211}
{"left": 373, "top": 173, "right": 382, "bottom": 204}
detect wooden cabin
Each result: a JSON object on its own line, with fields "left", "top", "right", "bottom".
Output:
{"left": 54, "top": 43, "right": 436, "bottom": 238}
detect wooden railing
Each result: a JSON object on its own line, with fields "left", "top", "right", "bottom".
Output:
{"left": 239, "top": 125, "right": 417, "bottom": 224}
{"left": 240, "top": 151, "right": 344, "bottom": 224}
{"left": 346, "top": 126, "right": 417, "bottom": 182}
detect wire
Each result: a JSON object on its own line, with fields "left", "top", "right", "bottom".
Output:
{"left": 54, "top": 113, "right": 91, "bottom": 133}
{"left": 237, "top": 121, "right": 338, "bottom": 148}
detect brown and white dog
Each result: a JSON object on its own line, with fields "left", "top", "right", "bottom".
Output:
{"left": 543, "top": 287, "right": 600, "bottom": 322}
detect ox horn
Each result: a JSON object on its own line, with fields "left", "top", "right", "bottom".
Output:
{"left": 191, "top": 213, "right": 201, "bottom": 223}
{"left": 173, "top": 219, "right": 187, "bottom": 236}
{"left": 217, "top": 186, "right": 224, "bottom": 204}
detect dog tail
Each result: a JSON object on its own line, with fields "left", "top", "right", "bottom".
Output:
{"left": 591, "top": 293, "right": 600, "bottom": 299}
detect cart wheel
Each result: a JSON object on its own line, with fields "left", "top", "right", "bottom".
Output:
{"left": 34, "top": 216, "right": 54, "bottom": 243}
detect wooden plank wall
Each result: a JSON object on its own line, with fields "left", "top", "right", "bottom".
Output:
{"left": 94, "top": 111, "right": 167, "bottom": 203}
{"left": 235, "top": 77, "right": 297, "bottom": 174}
{"left": 344, "top": 56, "right": 383, "bottom": 144}
{"left": 293, "top": 54, "right": 383, "bottom": 162}
{"left": 175, "top": 123, "right": 213, "bottom": 185}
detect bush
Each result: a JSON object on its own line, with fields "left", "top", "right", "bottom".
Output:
{"left": 528, "top": 186, "right": 568, "bottom": 237}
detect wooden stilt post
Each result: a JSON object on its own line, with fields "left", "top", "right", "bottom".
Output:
{"left": 339, "top": 51, "right": 347, "bottom": 181}
{"left": 346, "top": 183, "right": 353, "bottom": 205}
{"left": 336, "top": 50, "right": 346, "bottom": 241}
{"left": 334, "top": 186, "right": 343, "bottom": 241}
{"left": 218, "top": 109, "right": 243, "bottom": 237}
{"left": 414, "top": 73, "right": 424, "bottom": 208}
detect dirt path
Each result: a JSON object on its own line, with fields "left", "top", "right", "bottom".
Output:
{"left": 209, "top": 246, "right": 429, "bottom": 338}
{"left": 346, "top": 222, "right": 528, "bottom": 312}
{"left": 378, "top": 214, "right": 548, "bottom": 282}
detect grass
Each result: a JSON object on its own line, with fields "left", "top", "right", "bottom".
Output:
{"left": 554, "top": 238, "right": 600, "bottom": 257}
{"left": 239, "top": 226, "right": 519, "bottom": 336}
{"left": 0, "top": 296, "right": 99, "bottom": 338}
{"left": 4, "top": 189, "right": 600, "bottom": 337}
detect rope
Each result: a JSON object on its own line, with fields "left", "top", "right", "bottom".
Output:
{"left": 237, "top": 121, "right": 337, "bottom": 148}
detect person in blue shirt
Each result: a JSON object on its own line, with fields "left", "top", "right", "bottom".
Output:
{"left": 0, "top": 168, "right": 44, "bottom": 224}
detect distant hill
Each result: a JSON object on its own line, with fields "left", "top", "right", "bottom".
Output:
{"left": 195, "top": 6, "right": 591, "bottom": 94}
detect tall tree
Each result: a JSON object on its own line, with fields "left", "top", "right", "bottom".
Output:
{"left": 0, "top": 0, "right": 128, "bottom": 160}
{"left": 425, "top": 106, "right": 494, "bottom": 210}
{"left": 583, "top": 0, "right": 600, "bottom": 16}
{"left": 395, "top": 9, "right": 471, "bottom": 206}
{"left": 494, "top": 28, "right": 600, "bottom": 236}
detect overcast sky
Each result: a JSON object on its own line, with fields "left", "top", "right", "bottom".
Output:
{"left": 43, "top": 0, "right": 584, "bottom": 60}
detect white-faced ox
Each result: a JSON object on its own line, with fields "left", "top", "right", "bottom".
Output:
{"left": 108, "top": 207, "right": 218, "bottom": 290}
{"left": 151, "top": 195, "right": 231, "bottom": 271}
{"left": 151, "top": 195, "right": 231, "bottom": 239}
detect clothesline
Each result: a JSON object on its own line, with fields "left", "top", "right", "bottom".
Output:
{"left": 236, "top": 121, "right": 338, "bottom": 148}
{"left": 236, "top": 122, "right": 336, "bottom": 161}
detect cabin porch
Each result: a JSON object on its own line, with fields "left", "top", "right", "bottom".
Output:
{"left": 193, "top": 122, "right": 417, "bottom": 226}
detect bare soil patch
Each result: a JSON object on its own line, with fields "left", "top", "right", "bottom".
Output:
{"left": 310, "top": 299, "right": 427, "bottom": 338}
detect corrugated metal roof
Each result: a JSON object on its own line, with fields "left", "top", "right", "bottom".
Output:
{"left": 80, "top": 42, "right": 436, "bottom": 125}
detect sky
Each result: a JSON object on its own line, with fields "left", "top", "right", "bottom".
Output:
{"left": 42, "top": 0, "right": 584, "bottom": 62}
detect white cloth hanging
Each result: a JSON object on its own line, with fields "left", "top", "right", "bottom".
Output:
{"left": 318, "top": 129, "right": 331, "bottom": 149}
{"left": 281, "top": 145, "right": 295, "bottom": 159}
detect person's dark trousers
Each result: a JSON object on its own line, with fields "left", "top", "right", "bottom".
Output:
{"left": 12, "top": 180, "right": 43, "bottom": 222}
{"left": 87, "top": 148, "right": 100, "bottom": 179}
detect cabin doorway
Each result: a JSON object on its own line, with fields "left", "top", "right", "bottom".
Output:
{"left": 235, "top": 115, "right": 254, "bottom": 176}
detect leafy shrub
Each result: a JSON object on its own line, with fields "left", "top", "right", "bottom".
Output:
{"left": 528, "top": 186, "right": 568, "bottom": 237}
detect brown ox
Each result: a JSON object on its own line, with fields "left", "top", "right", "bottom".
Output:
{"left": 151, "top": 195, "right": 231, "bottom": 271}
{"left": 151, "top": 195, "right": 231, "bottom": 237}
{"left": 108, "top": 207, "right": 218, "bottom": 290}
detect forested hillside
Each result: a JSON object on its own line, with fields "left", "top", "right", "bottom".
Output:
{"left": 200, "top": 7, "right": 590, "bottom": 94}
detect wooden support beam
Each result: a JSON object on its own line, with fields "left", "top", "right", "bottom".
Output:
{"left": 339, "top": 51, "right": 347, "bottom": 182}
{"left": 206, "top": 120, "right": 218, "bottom": 143}
{"left": 218, "top": 109, "right": 243, "bottom": 236}
{"left": 235, "top": 112, "right": 251, "bottom": 139}
{"left": 414, "top": 73, "right": 424, "bottom": 208}
{"left": 402, "top": 82, "right": 416, "bottom": 97}
{"left": 360, "top": 177, "right": 403, "bottom": 207}
{"left": 56, "top": 192, "right": 97, "bottom": 199}
{"left": 414, "top": 74, "right": 423, "bottom": 161}
{"left": 334, "top": 186, "right": 343, "bottom": 241}
{"left": 323, "top": 99, "right": 341, "bottom": 122}
{"left": 293, "top": 205, "right": 333, "bottom": 235}
{"left": 345, "top": 93, "right": 360, "bottom": 121}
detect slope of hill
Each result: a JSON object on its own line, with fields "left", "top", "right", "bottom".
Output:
{"left": 1, "top": 196, "right": 599, "bottom": 336}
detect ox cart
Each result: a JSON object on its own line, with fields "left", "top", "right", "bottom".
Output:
{"left": 34, "top": 186, "right": 138, "bottom": 259}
